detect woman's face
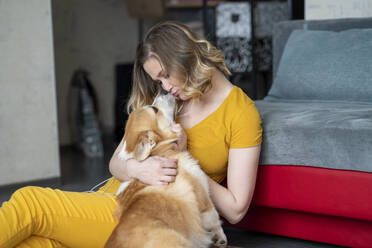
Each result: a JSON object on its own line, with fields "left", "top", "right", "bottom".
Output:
{"left": 143, "top": 57, "right": 189, "bottom": 101}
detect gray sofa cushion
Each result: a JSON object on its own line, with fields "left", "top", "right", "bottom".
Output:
{"left": 267, "top": 28, "right": 372, "bottom": 102}
{"left": 256, "top": 100, "right": 372, "bottom": 172}
{"left": 272, "top": 18, "right": 372, "bottom": 78}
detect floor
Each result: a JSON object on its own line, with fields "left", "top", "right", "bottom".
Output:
{"left": 0, "top": 133, "right": 341, "bottom": 248}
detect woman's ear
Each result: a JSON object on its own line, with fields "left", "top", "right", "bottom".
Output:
{"left": 134, "top": 131, "right": 159, "bottom": 161}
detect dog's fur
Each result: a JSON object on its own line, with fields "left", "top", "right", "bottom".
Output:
{"left": 105, "top": 94, "right": 227, "bottom": 248}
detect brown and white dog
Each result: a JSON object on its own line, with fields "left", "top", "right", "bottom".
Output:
{"left": 105, "top": 92, "right": 227, "bottom": 248}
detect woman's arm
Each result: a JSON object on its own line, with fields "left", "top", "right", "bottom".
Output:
{"left": 109, "top": 137, "right": 178, "bottom": 185}
{"left": 208, "top": 145, "right": 261, "bottom": 224}
{"left": 109, "top": 138, "right": 133, "bottom": 181}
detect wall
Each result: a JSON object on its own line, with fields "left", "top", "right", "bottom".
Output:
{"left": 0, "top": 0, "right": 60, "bottom": 186}
{"left": 52, "top": 0, "right": 139, "bottom": 145}
{"left": 306, "top": 0, "right": 372, "bottom": 20}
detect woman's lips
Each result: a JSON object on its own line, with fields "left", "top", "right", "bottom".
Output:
{"left": 172, "top": 91, "right": 179, "bottom": 98}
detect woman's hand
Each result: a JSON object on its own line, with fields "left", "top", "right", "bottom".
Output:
{"left": 127, "top": 156, "right": 178, "bottom": 186}
{"left": 171, "top": 123, "right": 187, "bottom": 151}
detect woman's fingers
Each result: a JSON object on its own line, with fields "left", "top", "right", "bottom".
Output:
{"left": 160, "top": 158, "right": 178, "bottom": 169}
{"left": 171, "top": 123, "right": 182, "bottom": 132}
{"left": 171, "top": 122, "right": 187, "bottom": 151}
{"left": 152, "top": 157, "right": 178, "bottom": 185}
{"left": 163, "top": 168, "right": 177, "bottom": 176}
{"left": 160, "top": 175, "right": 176, "bottom": 184}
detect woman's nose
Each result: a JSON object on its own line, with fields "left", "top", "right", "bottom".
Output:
{"left": 161, "top": 80, "right": 172, "bottom": 92}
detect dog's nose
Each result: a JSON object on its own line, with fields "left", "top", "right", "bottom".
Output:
{"left": 160, "top": 89, "right": 169, "bottom": 95}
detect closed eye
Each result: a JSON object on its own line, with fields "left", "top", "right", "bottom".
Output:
{"left": 154, "top": 72, "right": 169, "bottom": 83}
{"left": 151, "top": 106, "right": 159, "bottom": 113}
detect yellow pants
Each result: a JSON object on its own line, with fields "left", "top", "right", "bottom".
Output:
{"left": 0, "top": 177, "right": 122, "bottom": 248}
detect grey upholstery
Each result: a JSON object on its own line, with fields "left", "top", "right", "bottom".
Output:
{"left": 257, "top": 17, "right": 372, "bottom": 172}
{"left": 256, "top": 100, "right": 372, "bottom": 172}
{"left": 269, "top": 28, "right": 372, "bottom": 102}
{"left": 272, "top": 17, "right": 372, "bottom": 77}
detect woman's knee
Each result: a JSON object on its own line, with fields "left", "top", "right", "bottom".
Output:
{"left": 12, "top": 186, "right": 43, "bottom": 200}
{"left": 10, "top": 186, "right": 47, "bottom": 211}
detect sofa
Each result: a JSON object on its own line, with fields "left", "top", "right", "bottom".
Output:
{"left": 231, "top": 17, "right": 372, "bottom": 247}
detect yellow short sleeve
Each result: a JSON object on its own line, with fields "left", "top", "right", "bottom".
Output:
{"left": 230, "top": 103, "right": 262, "bottom": 149}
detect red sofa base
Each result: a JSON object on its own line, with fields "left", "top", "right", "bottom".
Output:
{"left": 232, "top": 205, "right": 372, "bottom": 248}
{"left": 228, "top": 165, "right": 372, "bottom": 247}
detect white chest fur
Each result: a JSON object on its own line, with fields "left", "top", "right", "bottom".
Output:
{"left": 177, "top": 152, "right": 210, "bottom": 194}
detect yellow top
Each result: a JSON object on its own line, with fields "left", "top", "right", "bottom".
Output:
{"left": 181, "top": 86, "right": 262, "bottom": 183}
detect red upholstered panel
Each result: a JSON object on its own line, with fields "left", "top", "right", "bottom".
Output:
{"left": 251, "top": 165, "right": 372, "bottom": 221}
{"left": 232, "top": 205, "right": 372, "bottom": 248}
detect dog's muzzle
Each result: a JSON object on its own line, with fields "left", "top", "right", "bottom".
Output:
{"left": 152, "top": 90, "right": 176, "bottom": 123}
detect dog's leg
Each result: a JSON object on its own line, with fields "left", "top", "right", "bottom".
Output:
{"left": 201, "top": 208, "right": 227, "bottom": 248}
{"left": 181, "top": 165, "right": 227, "bottom": 247}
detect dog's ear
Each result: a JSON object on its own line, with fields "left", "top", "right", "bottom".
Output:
{"left": 134, "top": 130, "right": 159, "bottom": 161}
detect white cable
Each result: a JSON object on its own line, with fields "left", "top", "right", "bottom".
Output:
{"left": 83, "top": 177, "right": 115, "bottom": 195}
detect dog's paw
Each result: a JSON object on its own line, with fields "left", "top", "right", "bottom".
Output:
{"left": 207, "top": 228, "right": 227, "bottom": 248}
{"left": 211, "top": 234, "right": 227, "bottom": 248}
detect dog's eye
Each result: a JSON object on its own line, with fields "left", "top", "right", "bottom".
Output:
{"left": 151, "top": 106, "right": 158, "bottom": 113}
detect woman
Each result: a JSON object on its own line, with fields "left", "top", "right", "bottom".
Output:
{"left": 0, "top": 21, "right": 262, "bottom": 248}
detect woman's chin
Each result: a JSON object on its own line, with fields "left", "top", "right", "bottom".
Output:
{"left": 177, "top": 95, "right": 190, "bottom": 101}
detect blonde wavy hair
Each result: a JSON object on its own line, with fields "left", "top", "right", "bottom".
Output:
{"left": 127, "top": 21, "right": 231, "bottom": 113}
